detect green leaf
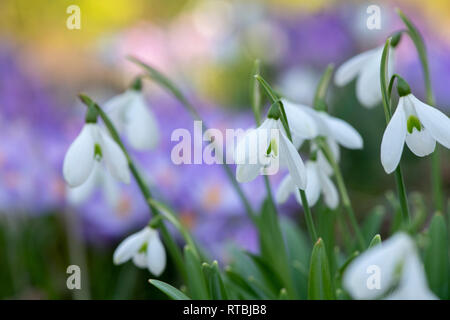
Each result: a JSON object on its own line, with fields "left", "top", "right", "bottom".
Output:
{"left": 224, "top": 267, "right": 260, "bottom": 299}
{"left": 424, "top": 213, "right": 449, "bottom": 299}
{"left": 184, "top": 245, "right": 209, "bottom": 299}
{"left": 278, "top": 288, "right": 288, "bottom": 300}
{"left": 368, "top": 234, "right": 381, "bottom": 248}
{"left": 202, "top": 261, "right": 228, "bottom": 300}
{"left": 361, "top": 205, "right": 385, "bottom": 244}
{"left": 149, "top": 279, "right": 191, "bottom": 300}
{"left": 307, "top": 238, "right": 335, "bottom": 300}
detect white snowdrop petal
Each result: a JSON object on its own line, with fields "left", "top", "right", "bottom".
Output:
{"left": 113, "top": 227, "right": 151, "bottom": 265}
{"left": 356, "top": 58, "right": 382, "bottom": 108}
{"left": 66, "top": 160, "right": 101, "bottom": 205}
{"left": 283, "top": 100, "right": 319, "bottom": 139}
{"left": 132, "top": 252, "right": 148, "bottom": 269}
{"left": 319, "top": 172, "right": 339, "bottom": 209}
{"left": 146, "top": 230, "right": 166, "bottom": 276}
{"left": 305, "top": 162, "right": 321, "bottom": 206}
{"left": 236, "top": 163, "right": 261, "bottom": 183}
{"left": 405, "top": 127, "right": 436, "bottom": 157}
{"left": 380, "top": 100, "right": 407, "bottom": 174}
{"left": 126, "top": 94, "right": 159, "bottom": 150}
{"left": 321, "top": 114, "right": 363, "bottom": 149}
{"left": 385, "top": 253, "right": 437, "bottom": 300}
{"left": 104, "top": 91, "right": 134, "bottom": 132}
{"left": 100, "top": 131, "right": 131, "bottom": 184}
{"left": 101, "top": 165, "right": 121, "bottom": 209}
{"left": 335, "top": 48, "right": 378, "bottom": 86}
{"left": 63, "top": 124, "right": 96, "bottom": 187}
{"left": 412, "top": 95, "right": 450, "bottom": 149}
{"left": 278, "top": 130, "right": 307, "bottom": 190}
{"left": 343, "top": 233, "right": 415, "bottom": 300}
{"left": 275, "top": 174, "right": 295, "bottom": 204}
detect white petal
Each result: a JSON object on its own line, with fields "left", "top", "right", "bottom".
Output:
{"left": 282, "top": 100, "right": 319, "bottom": 139}
{"left": 100, "top": 130, "right": 130, "bottom": 184}
{"left": 385, "top": 253, "right": 437, "bottom": 300}
{"left": 63, "top": 124, "right": 96, "bottom": 187}
{"left": 343, "top": 232, "right": 415, "bottom": 300}
{"left": 104, "top": 91, "right": 134, "bottom": 132}
{"left": 275, "top": 174, "right": 295, "bottom": 204}
{"left": 113, "top": 227, "right": 151, "bottom": 265}
{"left": 355, "top": 49, "right": 384, "bottom": 108}
{"left": 101, "top": 166, "right": 121, "bottom": 208}
{"left": 125, "top": 93, "right": 159, "bottom": 150}
{"left": 305, "top": 162, "right": 321, "bottom": 206}
{"left": 327, "top": 138, "right": 341, "bottom": 162}
{"left": 66, "top": 161, "right": 101, "bottom": 205}
{"left": 146, "top": 230, "right": 166, "bottom": 276}
{"left": 411, "top": 95, "right": 450, "bottom": 149}
{"left": 335, "top": 48, "right": 379, "bottom": 86}
{"left": 320, "top": 113, "right": 363, "bottom": 149}
{"left": 278, "top": 127, "right": 307, "bottom": 190}
{"left": 405, "top": 127, "right": 436, "bottom": 157}
{"left": 236, "top": 163, "right": 261, "bottom": 183}
{"left": 132, "top": 252, "right": 148, "bottom": 269}
{"left": 380, "top": 100, "right": 407, "bottom": 174}
{"left": 319, "top": 171, "right": 339, "bottom": 209}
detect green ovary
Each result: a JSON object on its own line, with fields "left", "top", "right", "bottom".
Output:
{"left": 407, "top": 115, "right": 421, "bottom": 134}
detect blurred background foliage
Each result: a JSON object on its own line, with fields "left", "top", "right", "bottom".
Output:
{"left": 0, "top": 0, "right": 448, "bottom": 299}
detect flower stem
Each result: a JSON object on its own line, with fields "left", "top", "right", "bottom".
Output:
{"left": 397, "top": 9, "right": 443, "bottom": 213}
{"left": 81, "top": 95, "right": 188, "bottom": 282}
{"left": 299, "top": 189, "right": 318, "bottom": 242}
{"left": 129, "top": 57, "right": 257, "bottom": 223}
{"left": 380, "top": 39, "right": 411, "bottom": 225}
{"left": 318, "top": 140, "right": 365, "bottom": 250}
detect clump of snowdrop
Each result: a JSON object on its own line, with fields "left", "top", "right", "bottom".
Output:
{"left": 334, "top": 36, "right": 399, "bottom": 108}
{"left": 380, "top": 77, "right": 450, "bottom": 173}
{"left": 234, "top": 102, "right": 307, "bottom": 190}
{"left": 104, "top": 78, "right": 159, "bottom": 151}
{"left": 275, "top": 100, "right": 362, "bottom": 208}
{"left": 343, "top": 232, "right": 436, "bottom": 300}
{"left": 113, "top": 226, "right": 166, "bottom": 276}
{"left": 63, "top": 105, "right": 130, "bottom": 189}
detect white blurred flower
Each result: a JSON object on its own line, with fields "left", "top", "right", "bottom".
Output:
{"left": 381, "top": 92, "right": 450, "bottom": 174}
{"left": 276, "top": 141, "right": 339, "bottom": 209}
{"left": 335, "top": 46, "right": 395, "bottom": 108}
{"left": 113, "top": 226, "right": 166, "bottom": 276}
{"left": 105, "top": 88, "right": 159, "bottom": 151}
{"left": 63, "top": 123, "right": 130, "bottom": 188}
{"left": 235, "top": 117, "right": 307, "bottom": 189}
{"left": 343, "top": 232, "right": 437, "bottom": 300}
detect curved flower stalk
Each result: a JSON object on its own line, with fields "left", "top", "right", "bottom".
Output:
{"left": 234, "top": 109, "right": 307, "bottom": 190}
{"left": 276, "top": 144, "right": 339, "bottom": 209}
{"left": 63, "top": 119, "right": 130, "bottom": 188}
{"left": 104, "top": 78, "right": 159, "bottom": 151}
{"left": 113, "top": 226, "right": 166, "bottom": 276}
{"left": 343, "top": 233, "right": 436, "bottom": 300}
{"left": 381, "top": 77, "right": 450, "bottom": 174}
{"left": 335, "top": 44, "right": 396, "bottom": 108}
{"left": 66, "top": 161, "right": 119, "bottom": 208}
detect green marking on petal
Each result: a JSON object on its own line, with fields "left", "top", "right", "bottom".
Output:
{"left": 407, "top": 115, "right": 422, "bottom": 134}
{"left": 267, "top": 138, "right": 278, "bottom": 157}
{"left": 139, "top": 242, "right": 148, "bottom": 253}
{"left": 94, "top": 143, "right": 103, "bottom": 159}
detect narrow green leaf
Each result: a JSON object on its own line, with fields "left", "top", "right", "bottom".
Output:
{"left": 149, "top": 279, "right": 191, "bottom": 300}
{"left": 278, "top": 288, "right": 288, "bottom": 300}
{"left": 361, "top": 205, "right": 385, "bottom": 244}
{"left": 424, "top": 213, "right": 448, "bottom": 299}
{"left": 184, "top": 245, "right": 209, "bottom": 299}
{"left": 202, "top": 261, "right": 228, "bottom": 300}
{"left": 307, "top": 238, "right": 335, "bottom": 300}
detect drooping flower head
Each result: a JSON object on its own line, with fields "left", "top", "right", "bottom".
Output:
{"left": 380, "top": 77, "right": 450, "bottom": 173}
{"left": 104, "top": 77, "right": 159, "bottom": 151}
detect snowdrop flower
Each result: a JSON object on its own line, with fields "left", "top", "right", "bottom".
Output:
{"left": 235, "top": 103, "right": 307, "bottom": 190}
{"left": 380, "top": 78, "right": 450, "bottom": 174}
{"left": 343, "top": 232, "right": 436, "bottom": 300}
{"left": 282, "top": 99, "right": 363, "bottom": 150}
{"left": 104, "top": 78, "right": 159, "bottom": 150}
{"left": 335, "top": 45, "right": 395, "bottom": 108}
{"left": 63, "top": 121, "right": 130, "bottom": 188}
{"left": 66, "top": 161, "right": 119, "bottom": 208}
{"left": 113, "top": 226, "right": 166, "bottom": 276}
{"left": 276, "top": 144, "right": 339, "bottom": 209}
